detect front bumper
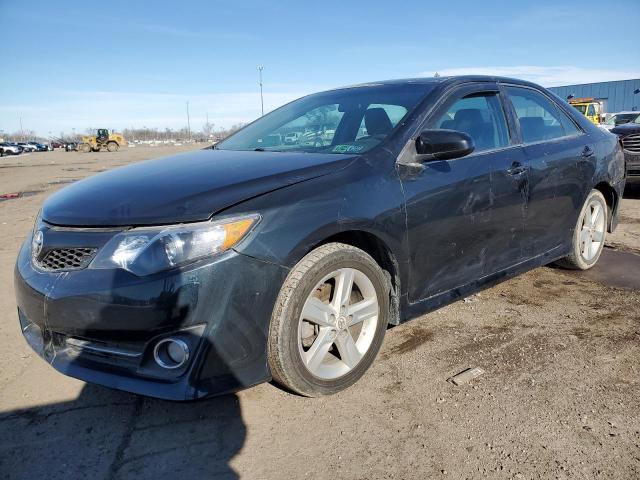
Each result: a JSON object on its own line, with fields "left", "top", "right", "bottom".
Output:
{"left": 15, "top": 233, "right": 288, "bottom": 400}
{"left": 625, "top": 152, "right": 640, "bottom": 177}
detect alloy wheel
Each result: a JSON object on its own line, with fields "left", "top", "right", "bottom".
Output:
{"left": 297, "top": 268, "right": 379, "bottom": 379}
{"left": 580, "top": 199, "right": 606, "bottom": 261}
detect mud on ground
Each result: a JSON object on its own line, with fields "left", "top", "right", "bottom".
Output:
{"left": 0, "top": 147, "right": 638, "bottom": 480}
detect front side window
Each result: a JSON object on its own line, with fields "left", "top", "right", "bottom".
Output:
{"left": 217, "top": 85, "right": 431, "bottom": 154}
{"left": 586, "top": 104, "right": 596, "bottom": 116}
{"left": 507, "top": 87, "right": 580, "bottom": 143}
{"left": 430, "top": 92, "right": 510, "bottom": 152}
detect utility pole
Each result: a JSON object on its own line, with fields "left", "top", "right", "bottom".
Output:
{"left": 257, "top": 65, "right": 264, "bottom": 116}
{"left": 186, "top": 101, "right": 191, "bottom": 141}
{"left": 19, "top": 117, "right": 24, "bottom": 140}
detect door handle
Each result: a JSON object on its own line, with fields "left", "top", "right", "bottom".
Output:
{"left": 582, "top": 145, "right": 595, "bottom": 158}
{"left": 506, "top": 161, "right": 528, "bottom": 177}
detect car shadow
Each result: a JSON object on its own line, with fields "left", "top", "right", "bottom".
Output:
{"left": 4, "top": 261, "right": 249, "bottom": 480}
{"left": 0, "top": 382, "right": 246, "bottom": 480}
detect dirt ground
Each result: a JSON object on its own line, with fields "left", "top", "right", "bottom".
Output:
{"left": 0, "top": 147, "right": 638, "bottom": 480}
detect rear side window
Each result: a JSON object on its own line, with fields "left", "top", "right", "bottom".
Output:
{"left": 430, "top": 93, "right": 509, "bottom": 152}
{"left": 507, "top": 87, "right": 580, "bottom": 143}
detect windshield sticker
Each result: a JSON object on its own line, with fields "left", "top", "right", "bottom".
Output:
{"left": 332, "top": 144, "right": 364, "bottom": 154}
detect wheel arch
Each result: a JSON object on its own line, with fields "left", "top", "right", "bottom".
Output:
{"left": 305, "top": 229, "right": 402, "bottom": 325}
{"left": 593, "top": 181, "right": 618, "bottom": 233}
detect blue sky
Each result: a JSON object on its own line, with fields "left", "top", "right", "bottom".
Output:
{"left": 1, "top": 0, "right": 638, "bottom": 136}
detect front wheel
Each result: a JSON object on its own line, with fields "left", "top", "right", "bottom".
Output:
{"left": 556, "top": 189, "right": 608, "bottom": 270}
{"left": 268, "top": 243, "right": 389, "bottom": 397}
{"left": 106, "top": 141, "right": 119, "bottom": 152}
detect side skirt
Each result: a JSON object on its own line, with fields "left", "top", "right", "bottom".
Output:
{"left": 399, "top": 245, "right": 569, "bottom": 323}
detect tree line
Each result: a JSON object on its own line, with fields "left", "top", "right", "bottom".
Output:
{"left": 1, "top": 122, "right": 247, "bottom": 144}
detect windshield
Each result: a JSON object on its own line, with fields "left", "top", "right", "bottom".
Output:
{"left": 572, "top": 104, "right": 587, "bottom": 114}
{"left": 217, "top": 84, "right": 431, "bottom": 154}
{"left": 605, "top": 113, "right": 640, "bottom": 126}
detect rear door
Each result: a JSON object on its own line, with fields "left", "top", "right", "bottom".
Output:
{"left": 503, "top": 85, "right": 588, "bottom": 258}
{"left": 401, "top": 83, "right": 528, "bottom": 302}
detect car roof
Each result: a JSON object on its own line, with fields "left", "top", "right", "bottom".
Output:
{"left": 330, "top": 75, "right": 543, "bottom": 92}
{"left": 611, "top": 111, "right": 640, "bottom": 115}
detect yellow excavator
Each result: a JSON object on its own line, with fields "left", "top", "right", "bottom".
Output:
{"left": 79, "top": 129, "right": 126, "bottom": 153}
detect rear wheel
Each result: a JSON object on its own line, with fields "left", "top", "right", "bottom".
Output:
{"left": 79, "top": 143, "right": 91, "bottom": 153}
{"left": 556, "top": 189, "right": 607, "bottom": 270}
{"left": 268, "top": 243, "right": 389, "bottom": 397}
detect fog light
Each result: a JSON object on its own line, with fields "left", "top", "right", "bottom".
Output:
{"left": 153, "top": 338, "right": 189, "bottom": 369}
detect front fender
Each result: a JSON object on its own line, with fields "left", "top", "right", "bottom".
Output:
{"left": 223, "top": 152, "right": 408, "bottom": 276}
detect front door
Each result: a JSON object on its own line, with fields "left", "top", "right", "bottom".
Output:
{"left": 401, "top": 84, "right": 526, "bottom": 303}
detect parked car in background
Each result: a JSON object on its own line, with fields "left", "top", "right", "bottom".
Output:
{"left": 611, "top": 121, "right": 640, "bottom": 180}
{"left": 50, "top": 141, "right": 64, "bottom": 149}
{"left": 15, "top": 76, "right": 625, "bottom": 400}
{"left": 65, "top": 142, "right": 78, "bottom": 151}
{"left": 601, "top": 111, "right": 640, "bottom": 130}
{"left": 283, "top": 131, "right": 301, "bottom": 144}
{"left": 18, "top": 142, "right": 37, "bottom": 152}
{"left": 0, "top": 142, "right": 23, "bottom": 156}
{"left": 33, "top": 142, "right": 49, "bottom": 152}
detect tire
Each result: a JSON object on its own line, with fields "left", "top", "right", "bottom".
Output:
{"left": 268, "top": 242, "right": 390, "bottom": 397}
{"left": 106, "top": 141, "right": 119, "bottom": 152}
{"left": 80, "top": 143, "right": 91, "bottom": 153}
{"left": 556, "top": 189, "right": 607, "bottom": 270}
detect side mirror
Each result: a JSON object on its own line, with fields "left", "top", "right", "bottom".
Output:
{"left": 415, "top": 129, "right": 474, "bottom": 161}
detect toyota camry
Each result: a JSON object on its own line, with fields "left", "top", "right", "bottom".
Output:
{"left": 14, "top": 76, "right": 625, "bottom": 400}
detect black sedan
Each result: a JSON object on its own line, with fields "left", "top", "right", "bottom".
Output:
{"left": 611, "top": 122, "right": 640, "bottom": 179}
{"left": 14, "top": 76, "right": 625, "bottom": 400}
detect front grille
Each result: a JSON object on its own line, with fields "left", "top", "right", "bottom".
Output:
{"left": 36, "top": 247, "right": 97, "bottom": 271}
{"left": 622, "top": 134, "right": 640, "bottom": 154}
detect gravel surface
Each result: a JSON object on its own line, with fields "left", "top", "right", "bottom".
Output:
{"left": 1, "top": 147, "right": 638, "bottom": 480}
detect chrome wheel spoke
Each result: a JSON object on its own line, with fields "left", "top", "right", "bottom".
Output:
{"left": 347, "top": 298, "right": 378, "bottom": 326}
{"left": 332, "top": 269, "right": 354, "bottom": 310}
{"left": 589, "top": 239, "right": 599, "bottom": 259}
{"left": 584, "top": 206, "right": 593, "bottom": 226}
{"left": 592, "top": 205, "right": 603, "bottom": 226}
{"left": 590, "top": 204, "right": 600, "bottom": 226}
{"left": 302, "top": 296, "right": 334, "bottom": 326}
{"left": 304, "top": 327, "right": 334, "bottom": 371}
{"left": 580, "top": 229, "right": 590, "bottom": 251}
{"left": 335, "top": 332, "right": 362, "bottom": 368}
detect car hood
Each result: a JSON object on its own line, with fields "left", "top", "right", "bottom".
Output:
{"left": 611, "top": 123, "right": 640, "bottom": 135}
{"left": 42, "top": 149, "right": 357, "bottom": 226}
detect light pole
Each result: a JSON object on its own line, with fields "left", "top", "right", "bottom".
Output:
{"left": 186, "top": 101, "right": 191, "bottom": 141}
{"left": 257, "top": 65, "right": 265, "bottom": 116}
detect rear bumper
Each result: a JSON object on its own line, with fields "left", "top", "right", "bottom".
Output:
{"left": 14, "top": 235, "right": 288, "bottom": 400}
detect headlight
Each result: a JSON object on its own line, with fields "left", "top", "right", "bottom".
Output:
{"left": 90, "top": 214, "right": 259, "bottom": 276}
